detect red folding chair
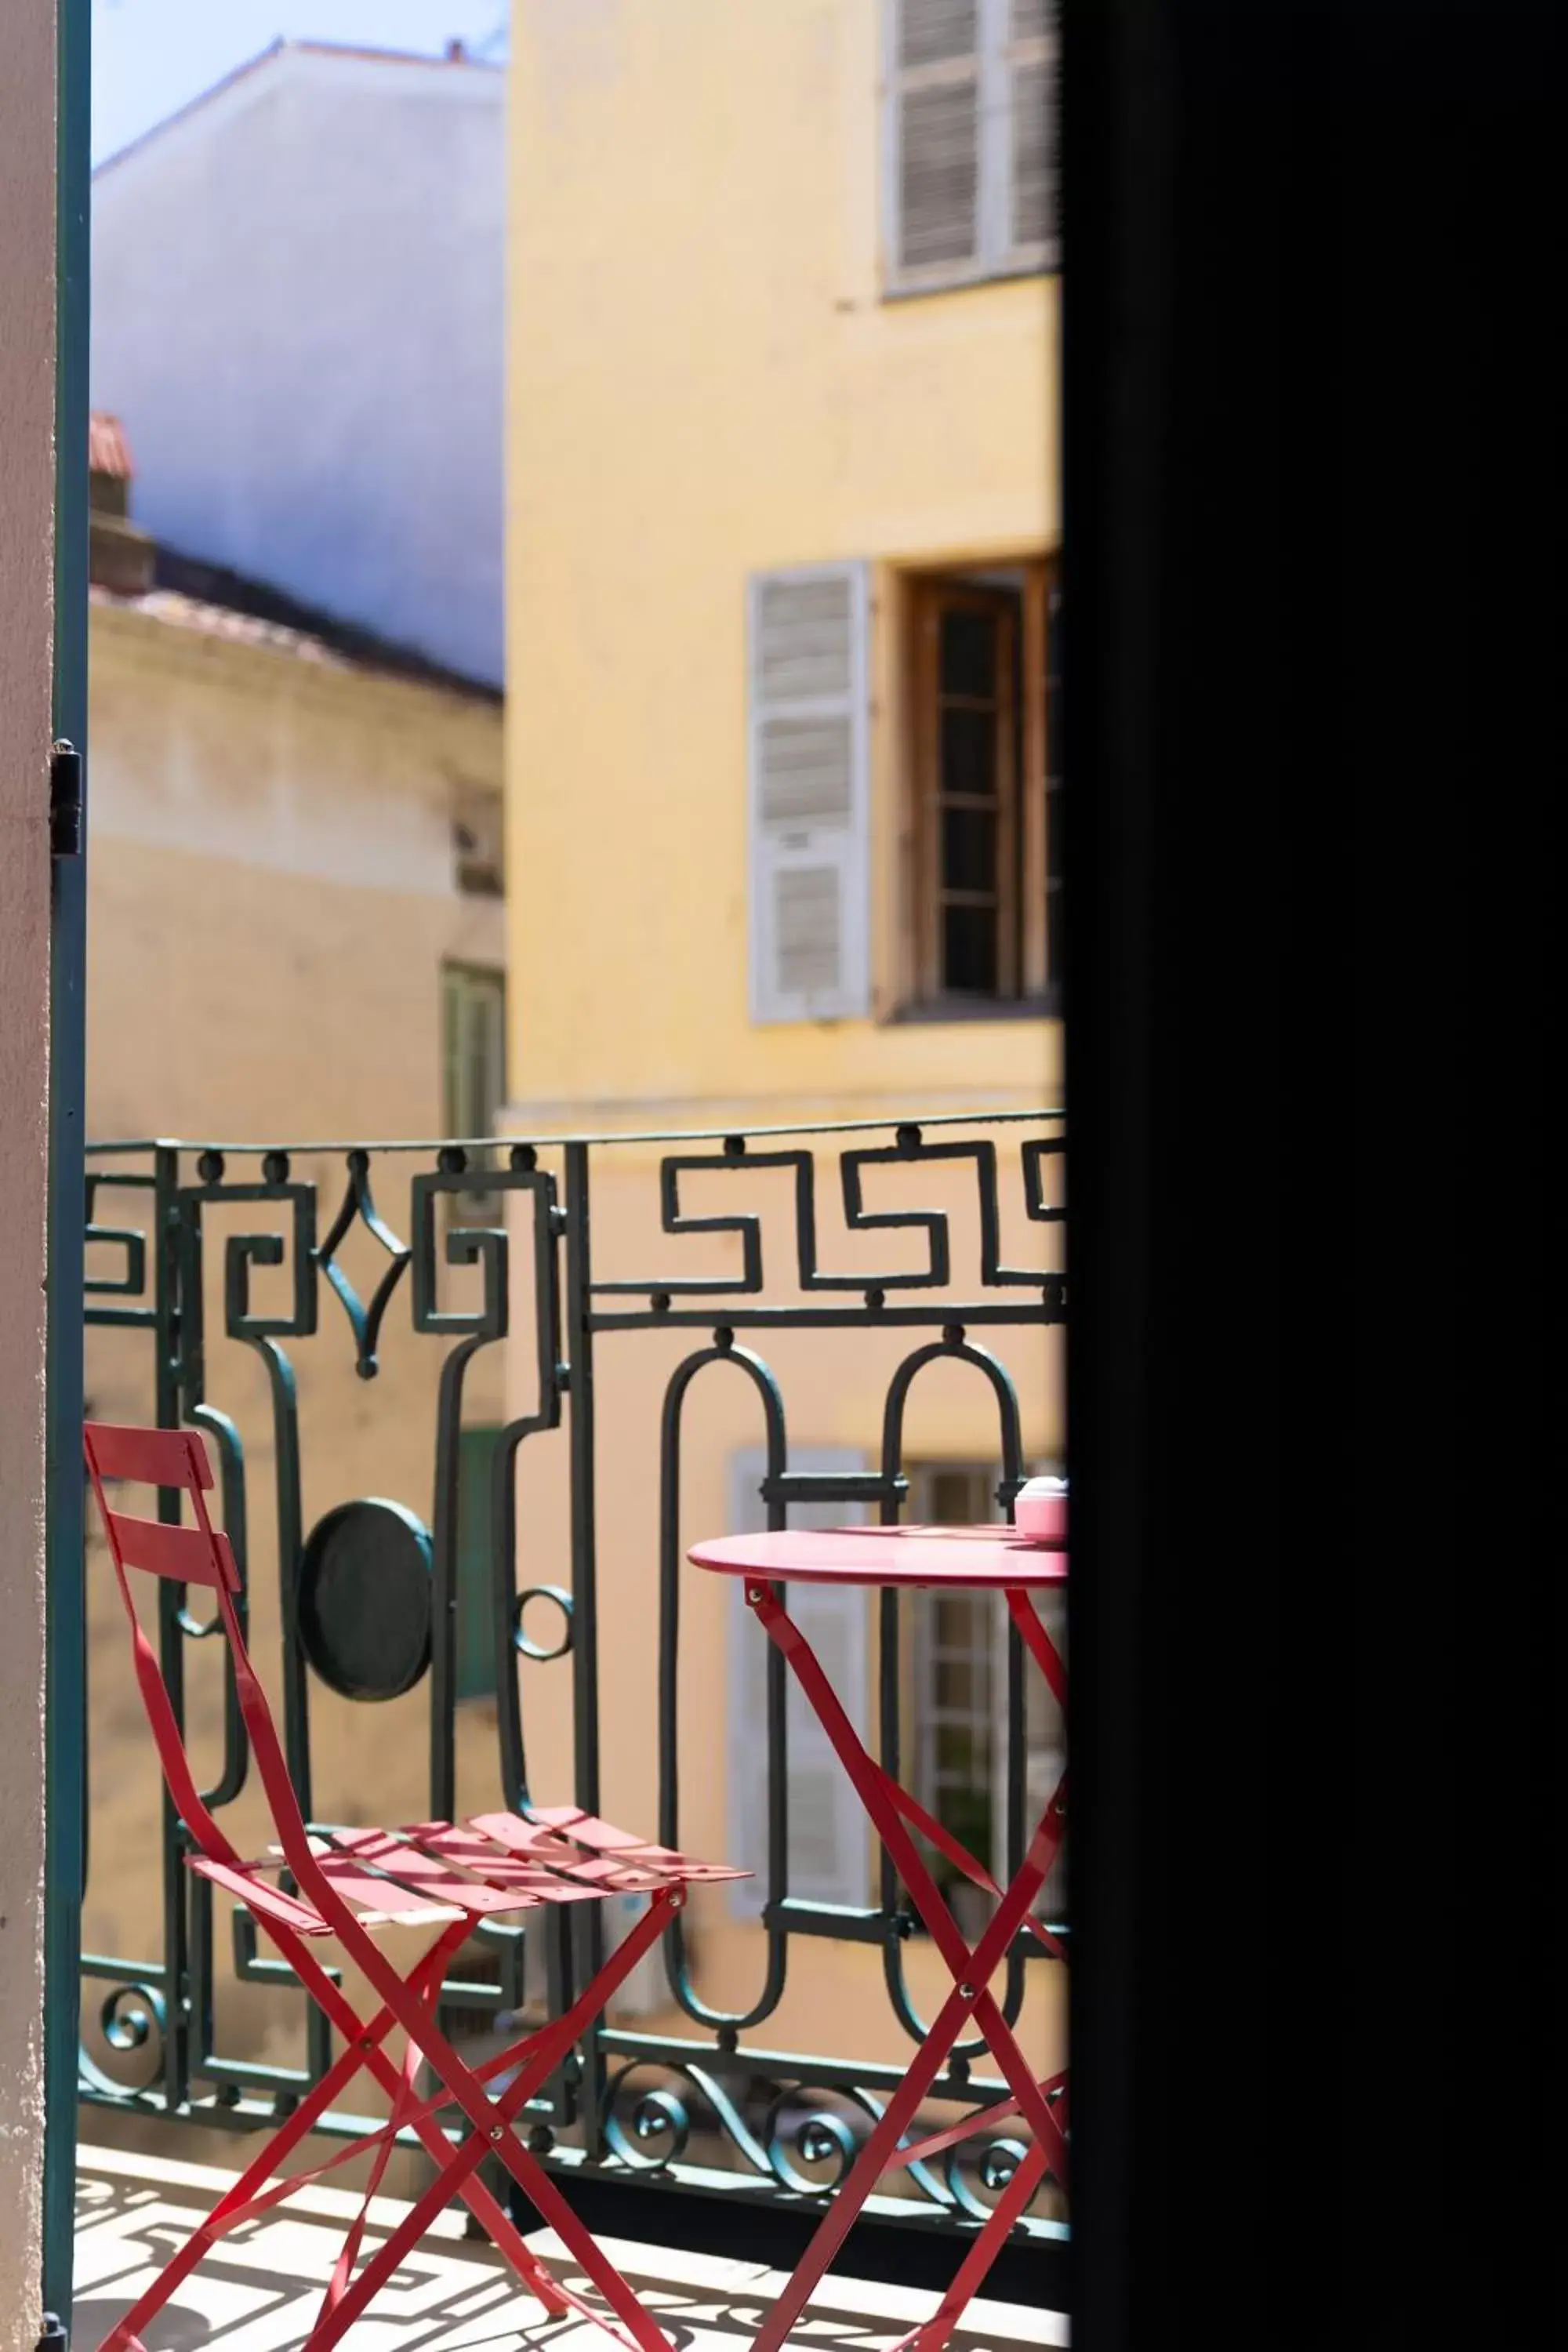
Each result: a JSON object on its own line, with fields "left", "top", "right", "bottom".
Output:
{"left": 84, "top": 1421, "right": 748, "bottom": 2352}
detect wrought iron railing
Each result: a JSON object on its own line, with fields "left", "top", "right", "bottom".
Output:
{"left": 79, "top": 1109, "right": 1065, "bottom": 2252}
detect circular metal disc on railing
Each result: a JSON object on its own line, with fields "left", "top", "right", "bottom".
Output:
{"left": 297, "top": 1497, "right": 432, "bottom": 1700}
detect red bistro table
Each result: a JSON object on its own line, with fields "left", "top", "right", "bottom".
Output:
{"left": 689, "top": 1523, "right": 1069, "bottom": 2352}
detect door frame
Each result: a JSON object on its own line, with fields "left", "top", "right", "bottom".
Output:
{"left": 42, "top": 0, "right": 91, "bottom": 2317}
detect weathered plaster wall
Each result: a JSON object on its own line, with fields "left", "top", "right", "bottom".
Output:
{"left": 79, "top": 604, "right": 509, "bottom": 2076}
{"left": 0, "top": 0, "right": 57, "bottom": 2330}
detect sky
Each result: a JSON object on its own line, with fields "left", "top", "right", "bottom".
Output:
{"left": 92, "top": 0, "right": 510, "bottom": 165}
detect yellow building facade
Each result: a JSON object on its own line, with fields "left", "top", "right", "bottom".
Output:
{"left": 508, "top": 0, "right": 1058, "bottom": 1124}
{"left": 506, "top": 2, "right": 1062, "bottom": 2129}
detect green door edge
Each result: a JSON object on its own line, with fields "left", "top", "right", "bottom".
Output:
{"left": 43, "top": 0, "right": 91, "bottom": 2318}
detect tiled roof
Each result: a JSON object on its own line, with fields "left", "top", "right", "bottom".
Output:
{"left": 87, "top": 535, "right": 499, "bottom": 700}
{"left": 89, "top": 582, "right": 347, "bottom": 669}
{"left": 89, "top": 412, "right": 133, "bottom": 479}
{"left": 88, "top": 574, "right": 501, "bottom": 706}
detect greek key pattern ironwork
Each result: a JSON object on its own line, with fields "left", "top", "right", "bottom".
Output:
{"left": 81, "top": 1112, "right": 1065, "bottom": 2250}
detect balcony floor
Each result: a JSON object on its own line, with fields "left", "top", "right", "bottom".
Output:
{"left": 74, "top": 2144, "right": 1066, "bottom": 2352}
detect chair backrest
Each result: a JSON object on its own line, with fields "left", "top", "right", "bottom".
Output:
{"left": 82, "top": 1421, "right": 311, "bottom": 1886}
{"left": 84, "top": 1421, "right": 241, "bottom": 1593}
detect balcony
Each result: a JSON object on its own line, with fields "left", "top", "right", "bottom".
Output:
{"left": 76, "top": 1111, "right": 1065, "bottom": 2335}
{"left": 74, "top": 2144, "right": 1065, "bottom": 2352}
{"left": 76, "top": 2154, "right": 1067, "bottom": 2352}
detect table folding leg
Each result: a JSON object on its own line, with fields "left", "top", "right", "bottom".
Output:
{"left": 744, "top": 1579, "right": 1068, "bottom": 2352}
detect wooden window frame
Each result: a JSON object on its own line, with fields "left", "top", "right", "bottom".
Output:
{"left": 1025, "top": 551, "right": 1062, "bottom": 998}
{"left": 907, "top": 558, "right": 1055, "bottom": 1014}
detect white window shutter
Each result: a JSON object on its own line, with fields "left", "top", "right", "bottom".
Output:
{"left": 887, "top": 1, "right": 983, "bottom": 282}
{"left": 748, "top": 565, "right": 871, "bottom": 1024}
{"left": 725, "top": 1447, "right": 871, "bottom": 1916}
{"left": 599, "top": 1888, "right": 667, "bottom": 2017}
{"left": 1002, "top": 0, "right": 1058, "bottom": 268}
{"left": 885, "top": 1, "right": 1057, "bottom": 288}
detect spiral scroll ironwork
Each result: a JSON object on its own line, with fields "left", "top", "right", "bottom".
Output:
{"left": 80, "top": 1981, "right": 168, "bottom": 2100}
{"left": 598, "top": 2057, "right": 1057, "bottom": 2225}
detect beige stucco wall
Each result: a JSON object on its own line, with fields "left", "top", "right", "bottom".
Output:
{"left": 0, "top": 0, "right": 56, "bottom": 2330}
{"left": 86, "top": 601, "right": 506, "bottom": 1139}
{"left": 502, "top": 0, "right": 1062, "bottom": 2152}
{"left": 81, "top": 604, "right": 512, "bottom": 2088}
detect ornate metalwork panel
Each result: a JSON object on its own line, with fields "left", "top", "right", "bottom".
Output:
{"left": 80, "top": 1112, "right": 1065, "bottom": 2254}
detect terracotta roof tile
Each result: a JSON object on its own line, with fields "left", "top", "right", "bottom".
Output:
{"left": 89, "top": 412, "right": 133, "bottom": 479}
{"left": 89, "top": 583, "right": 346, "bottom": 669}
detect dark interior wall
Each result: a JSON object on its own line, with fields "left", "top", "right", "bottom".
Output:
{"left": 1064, "top": 4, "right": 1557, "bottom": 2343}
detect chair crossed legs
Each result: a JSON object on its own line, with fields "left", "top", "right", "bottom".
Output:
{"left": 84, "top": 1421, "right": 748, "bottom": 2352}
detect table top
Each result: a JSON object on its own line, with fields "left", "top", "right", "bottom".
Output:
{"left": 688, "top": 1524, "right": 1068, "bottom": 1589}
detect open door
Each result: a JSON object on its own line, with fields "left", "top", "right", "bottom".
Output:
{"left": 42, "top": 0, "right": 92, "bottom": 2321}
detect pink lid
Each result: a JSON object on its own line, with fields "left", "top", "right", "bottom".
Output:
{"left": 1014, "top": 1476, "right": 1068, "bottom": 1545}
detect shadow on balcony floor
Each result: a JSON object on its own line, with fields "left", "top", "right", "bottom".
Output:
{"left": 74, "top": 2146, "right": 1066, "bottom": 2352}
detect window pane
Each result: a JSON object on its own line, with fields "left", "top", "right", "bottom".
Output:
{"left": 935, "top": 1768, "right": 993, "bottom": 1860}
{"left": 937, "top": 1724, "right": 984, "bottom": 1777}
{"left": 935, "top": 1592, "right": 981, "bottom": 1649}
{"left": 935, "top": 1658, "right": 978, "bottom": 1710}
{"left": 908, "top": 1539, "right": 998, "bottom": 1892}
{"left": 939, "top": 705, "right": 996, "bottom": 800}
{"left": 930, "top": 1468, "right": 987, "bottom": 1524}
{"left": 939, "top": 606, "right": 996, "bottom": 698}
{"left": 942, "top": 804, "right": 996, "bottom": 895}
{"left": 942, "top": 902, "right": 997, "bottom": 994}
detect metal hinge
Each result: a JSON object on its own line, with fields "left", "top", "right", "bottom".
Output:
{"left": 38, "top": 2313, "right": 68, "bottom": 2352}
{"left": 49, "top": 739, "right": 84, "bottom": 857}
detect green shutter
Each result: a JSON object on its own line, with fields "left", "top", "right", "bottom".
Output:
{"left": 441, "top": 964, "right": 506, "bottom": 1203}
{"left": 442, "top": 966, "right": 464, "bottom": 1136}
